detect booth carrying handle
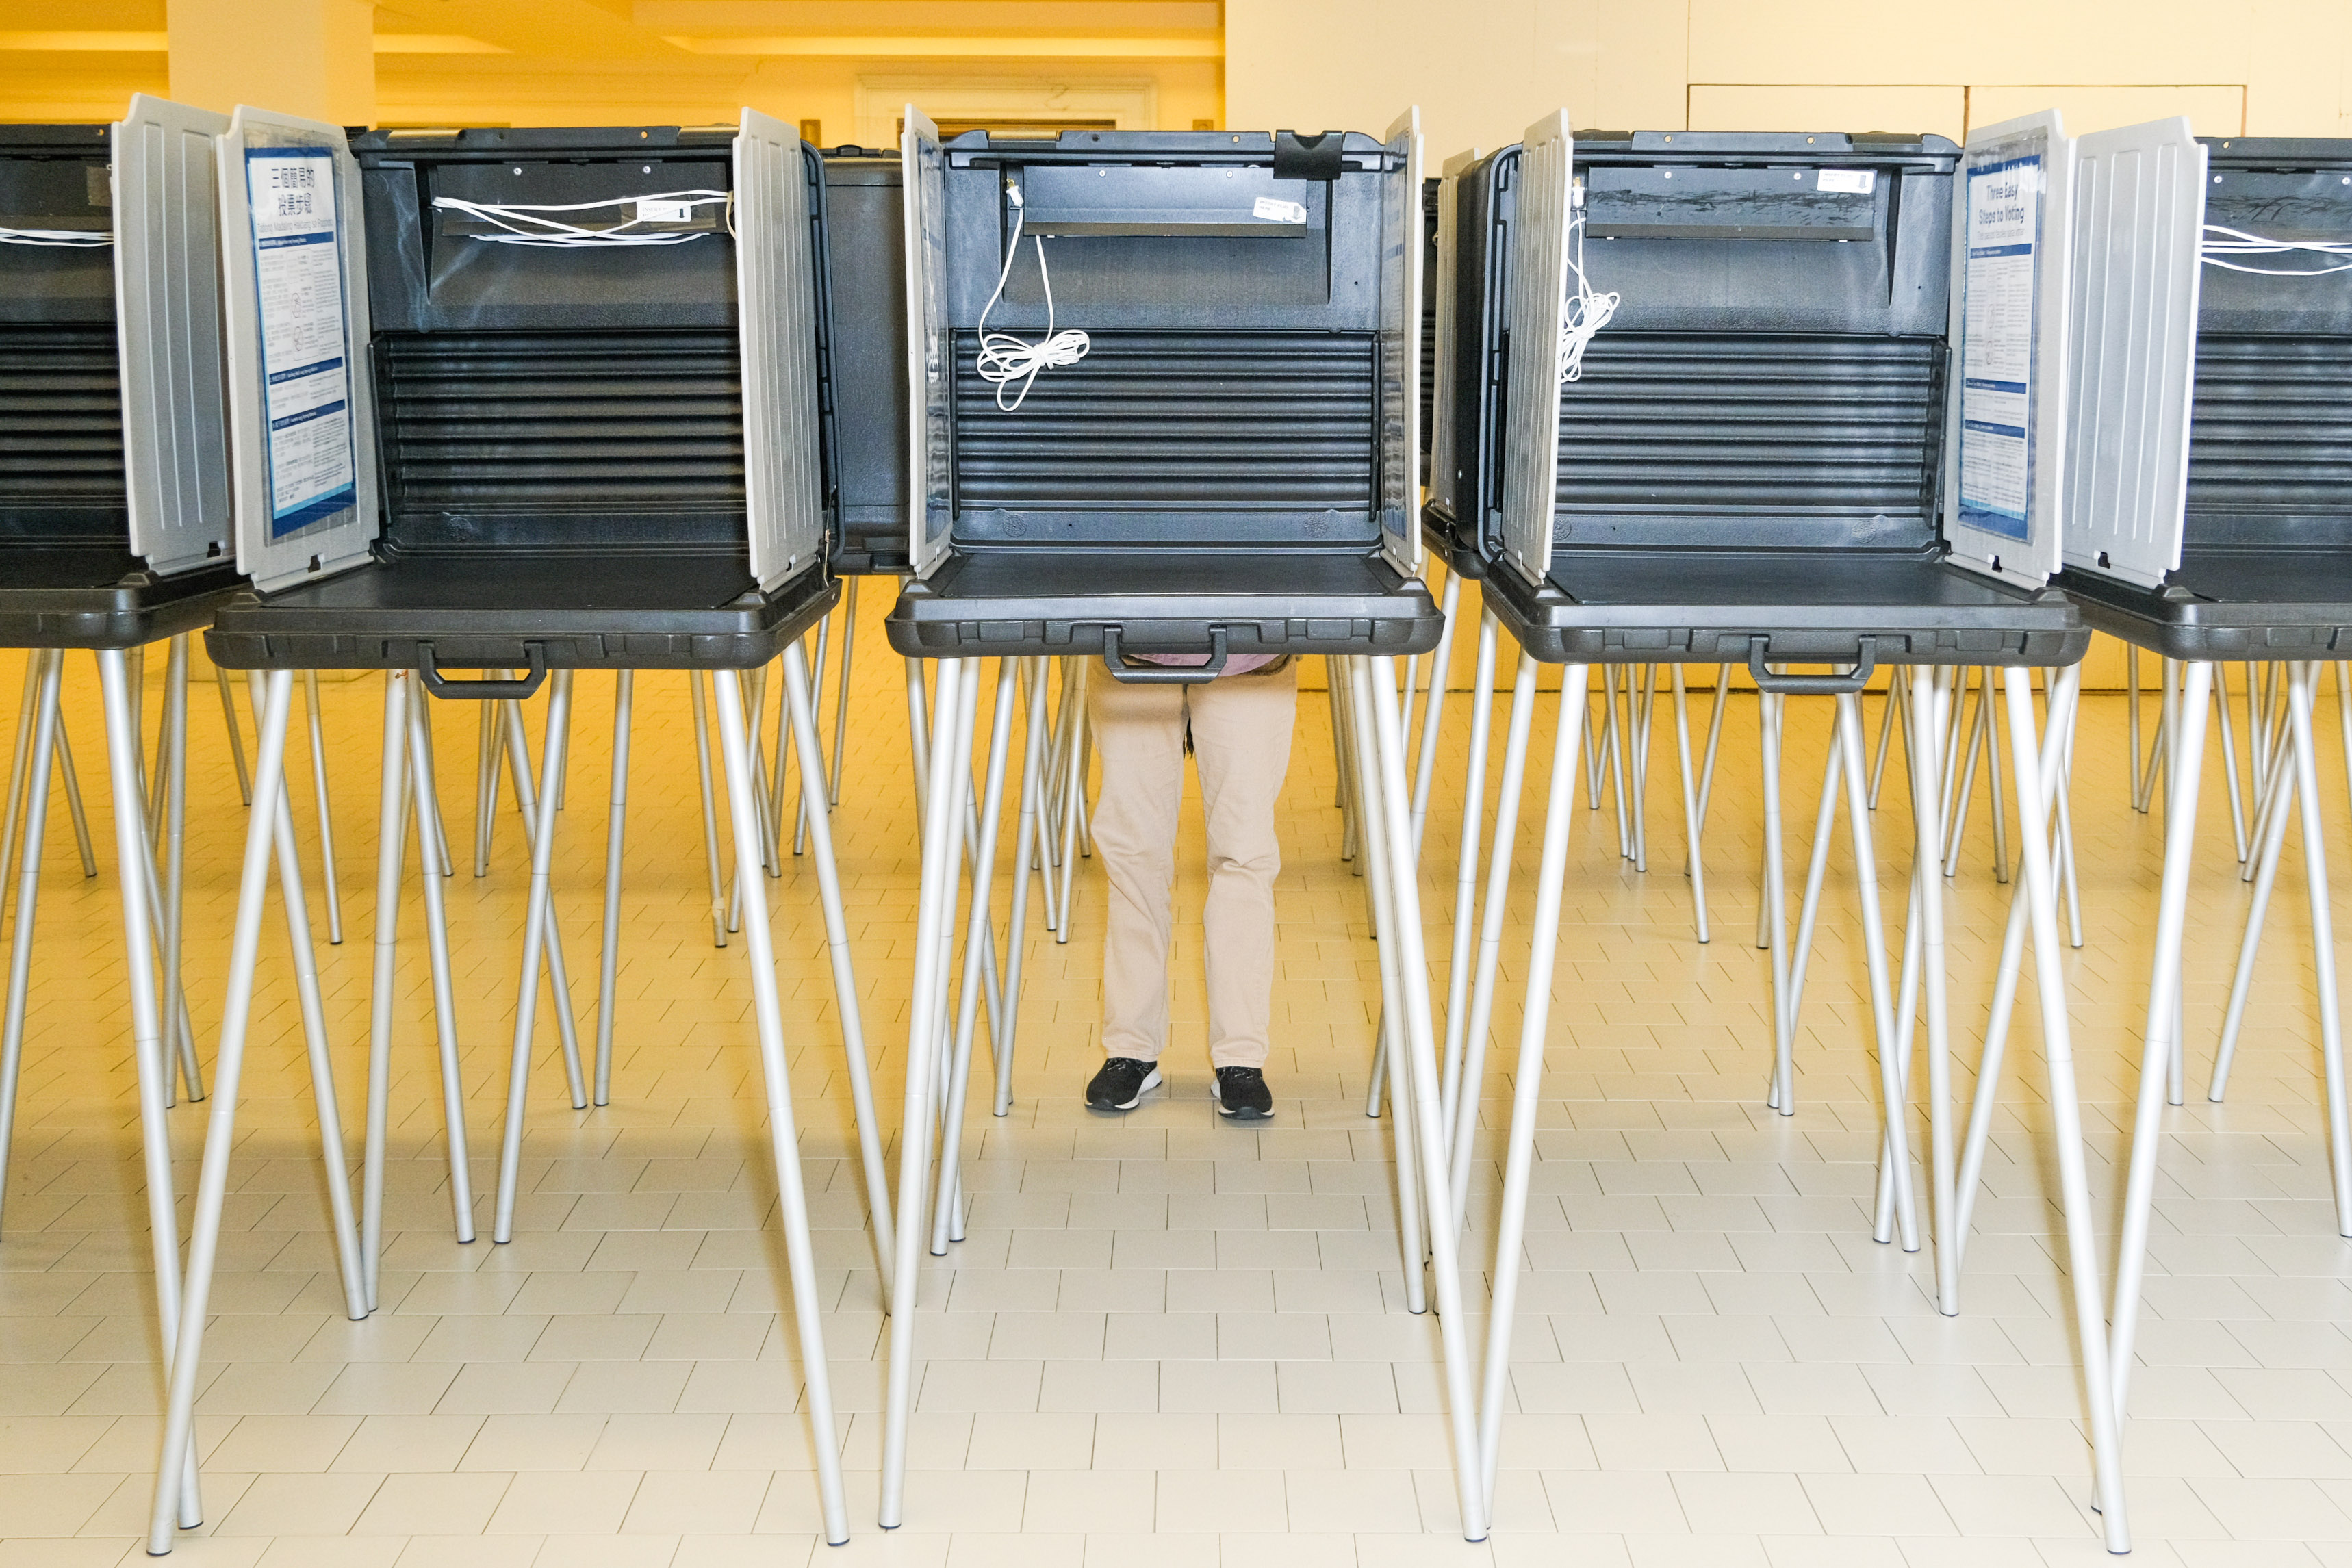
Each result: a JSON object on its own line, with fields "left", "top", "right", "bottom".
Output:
{"left": 1746, "top": 635, "right": 1877, "bottom": 696}
{"left": 1101, "top": 626, "right": 1229, "bottom": 685}
{"left": 417, "top": 642, "right": 550, "bottom": 701}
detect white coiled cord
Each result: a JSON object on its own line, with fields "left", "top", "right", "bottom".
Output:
{"left": 1559, "top": 188, "right": 1618, "bottom": 383}
{"left": 0, "top": 226, "right": 111, "bottom": 248}
{"left": 2201, "top": 222, "right": 2352, "bottom": 277}
{"left": 429, "top": 190, "right": 733, "bottom": 246}
{"left": 975, "top": 183, "right": 1089, "bottom": 412}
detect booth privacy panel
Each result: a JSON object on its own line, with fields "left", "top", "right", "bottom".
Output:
{"left": 900, "top": 107, "right": 950, "bottom": 580}
{"left": 732, "top": 110, "right": 827, "bottom": 591}
{"left": 1377, "top": 107, "right": 1423, "bottom": 576}
{"left": 114, "top": 94, "right": 234, "bottom": 577}
{"left": 1941, "top": 112, "right": 2075, "bottom": 584}
{"left": 1498, "top": 112, "right": 1573, "bottom": 588}
{"left": 216, "top": 107, "right": 377, "bottom": 596}
{"left": 2060, "top": 118, "right": 2204, "bottom": 589}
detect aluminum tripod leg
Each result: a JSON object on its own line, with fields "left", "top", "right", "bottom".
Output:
{"left": 405, "top": 684, "right": 475, "bottom": 1244}
{"left": 790, "top": 602, "right": 832, "bottom": 856}
{"left": 2211, "top": 713, "right": 2301, "bottom": 1103}
{"left": 1951, "top": 669, "right": 2085, "bottom": 1268}
{"left": 1475, "top": 666, "right": 1587, "bottom": 1507}
{"left": 2127, "top": 648, "right": 2145, "bottom": 808}
{"left": 1345, "top": 666, "right": 1424, "bottom": 1315}
{"left": 1780, "top": 710, "right": 1844, "bottom": 1052}
{"left": 97, "top": 650, "right": 205, "bottom": 1528}
{"left": 361, "top": 672, "right": 412, "bottom": 1311}
{"left": 689, "top": 671, "right": 728, "bottom": 947}
{"left": 1761, "top": 691, "right": 1795, "bottom": 1111}
{"left": 2288, "top": 664, "right": 2352, "bottom": 1231}
{"left": 500, "top": 699, "right": 588, "bottom": 1110}
{"left": 995, "top": 656, "right": 1051, "bottom": 1118}
{"left": 147, "top": 671, "right": 319, "bottom": 1551}
{"left": 712, "top": 667, "right": 851, "bottom": 1543}
{"left": 491, "top": 672, "right": 577, "bottom": 1244}
{"left": 413, "top": 697, "right": 454, "bottom": 877}
{"left": 1409, "top": 569, "right": 1461, "bottom": 852}
{"left": 1449, "top": 652, "right": 1541, "bottom": 1233}
{"left": 593, "top": 671, "right": 632, "bottom": 1108}
{"left": 159, "top": 639, "right": 201, "bottom": 1103}
{"left": 0, "top": 652, "right": 65, "bottom": 1238}
{"left": 776, "top": 641, "right": 894, "bottom": 1280}
{"left": 2108, "top": 660, "right": 2212, "bottom": 1476}
{"left": 931, "top": 660, "right": 1018, "bottom": 1255}
{"left": 51, "top": 686, "right": 96, "bottom": 879}
{"left": 303, "top": 669, "right": 344, "bottom": 944}
{"left": 1438, "top": 613, "right": 1499, "bottom": 1144}
{"left": 473, "top": 696, "right": 500, "bottom": 875}
{"left": 880, "top": 658, "right": 974, "bottom": 1530}
{"left": 2002, "top": 665, "right": 2130, "bottom": 1552}
{"left": 2217, "top": 663, "right": 2247, "bottom": 862}
{"left": 215, "top": 663, "right": 251, "bottom": 805}
{"left": 830, "top": 577, "right": 858, "bottom": 808}
{"left": 247, "top": 670, "right": 369, "bottom": 1322}
{"left": 1672, "top": 665, "right": 1708, "bottom": 943}
{"left": 0, "top": 656, "right": 37, "bottom": 901}
{"left": 1355, "top": 654, "right": 1487, "bottom": 1542}
{"left": 1694, "top": 663, "right": 1731, "bottom": 834}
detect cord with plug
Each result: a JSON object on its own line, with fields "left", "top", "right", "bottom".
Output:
{"left": 1559, "top": 179, "right": 1618, "bottom": 383}
{"left": 0, "top": 226, "right": 111, "bottom": 248}
{"left": 429, "top": 190, "right": 734, "bottom": 246}
{"left": 975, "top": 179, "right": 1090, "bottom": 412}
{"left": 2200, "top": 222, "right": 2352, "bottom": 277}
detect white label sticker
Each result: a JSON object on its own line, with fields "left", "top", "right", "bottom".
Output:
{"left": 1957, "top": 153, "right": 2041, "bottom": 545}
{"left": 1252, "top": 196, "right": 1307, "bottom": 224}
{"left": 1817, "top": 168, "right": 1876, "bottom": 194}
{"left": 245, "top": 146, "right": 355, "bottom": 539}
{"left": 637, "top": 198, "right": 693, "bottom": 224}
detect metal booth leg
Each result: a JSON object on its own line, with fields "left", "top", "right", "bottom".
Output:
{"left": 994, "top": 656, "right": 1052, "bottom": 1118}
{"left": 499, "top": 699, "right": 589, "bottom": 1111}
{"left": 491, "top": 672, "right": 578, "bottom": 1245}
{"left": 0, "top": 652, "right": 66, "bottom": 1238}
{"left": 776, "top": 640, "right": 895, "bottom": 1281}
{"left": 303, "top": 669, "right": 344, "bottom": 944}
{"left": 362, "top": 671, "right": 413, "bottom": 1309}
{"left": 1438, "top": 611, "right": 1500, "bottom": 1153}
{"left": 712, "top": 665, "right": 851, "bottom": 1545}
{"left": 215, "top": 662, "right": 252, "bottom": 805}
{"left": 690, "top": 670, "right": 728, "bottom": 947}
{"left": 1474, "top": 663, "right": 1588, "bottom": 1512}
{"left": 880, "top": 656, "right": 976, "bottom": 1530}
{"left": 1448, "top": 651, "right": 1541, "bottom": 1233}
{"left": 594, "top": 670, "right": 632, "bottom": 1108}
{"left": 146, "top": 670, "right": 307, "bottom": 1550}
{"left": 1351, "top": 653, "right": 1487, "bottom": 1543}
{"left": 1997, "top": 665, "right": 2130, "bottom": 1553}
{"left": 1408, "top": 569, "right": 1461, "bottom": 851}
{"left": 1672, "top": 665, "right": 1709, "bottom": 944}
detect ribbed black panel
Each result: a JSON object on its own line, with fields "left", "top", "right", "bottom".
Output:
{"left": 950, "top": 330, "right": 1376, "bottom": 511}
{"left": 1555, "top": 335, "right": 1943, "bottom": 520}
{"left": 2185, "top": 335, "right": 2352, "bottom": 519}
{"left": 0, "top": 324, "right": 124, "bottom": 522}
{"left": 378, "top": 330, "right": 746, "bottom": 540}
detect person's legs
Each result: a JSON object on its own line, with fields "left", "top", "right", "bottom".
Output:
{"left": 1188, "top": 663, "right": 1298, "bottom": 1109}
{"left": 1085, "top": 674, "right": 1187, "bottom": 1106}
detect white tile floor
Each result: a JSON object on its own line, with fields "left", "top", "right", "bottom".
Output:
{"left": 3, "top": 601, "right": 2352, "bottom": 1567}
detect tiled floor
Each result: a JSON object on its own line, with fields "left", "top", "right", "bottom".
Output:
{"left": 3, "top": 598, "right": 2351, "bottom": 1567}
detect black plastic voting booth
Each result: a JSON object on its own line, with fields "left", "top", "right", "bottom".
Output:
{"left": 2047, "top": 130, "right": 2352, "bottom": 1520}
{"left": 0, "top": 96, "right": 248, "bottom": 1557}
{"left": 1428, "top": 111, "right": 2127, "bottom": 1551}
{"left": 882, "top": 118, "right": 1440, "bottom": 673}
{"left": 159, "top": 110, "right": 864, "bottom": 1554}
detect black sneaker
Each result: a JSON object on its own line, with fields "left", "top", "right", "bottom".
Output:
{"left": 1086, "top": 1057, "right": 1163, "bottom": 1112}
{"left": 1211, "top": 1067, "right": 1274, "bottom": 1120}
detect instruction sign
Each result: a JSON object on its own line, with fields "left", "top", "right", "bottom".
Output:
{"left": 1956, "top": 155, "right": 2041, "bottom": 543}
{"left": 245, "top": 147, "right": 355, "bottom": 538}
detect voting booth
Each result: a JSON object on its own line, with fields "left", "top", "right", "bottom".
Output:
{"left": 0, "top": 95, "right": 251, "bottom": 1556}
{"left": 871, "top": 112, "right": 1492, "bottom": 1543}
{"left": 882, "top": 117, "right": 1440, "bottom": 672}
{"left": 2047, "top": 129, "right": 2352, "bottom": 1504}
{"left": 157, "top": 112, "right": 868, "bottom": 1554}
{"left": 1429, "top": 111, "right": 2131, "bottom": 1552}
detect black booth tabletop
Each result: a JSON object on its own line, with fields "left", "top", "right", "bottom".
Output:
{"left": 2056, "top": 550, "right": 2352, "bottom": 660}
{"left": 207, "top": 551, "right": 838, "bottom": 672}
{"left": 0, "top": 550, "right": 244, "bottom": 650}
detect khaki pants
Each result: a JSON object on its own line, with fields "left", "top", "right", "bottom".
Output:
{"left": 1087, "top": 661, "right": 1298, "bottom": 1070}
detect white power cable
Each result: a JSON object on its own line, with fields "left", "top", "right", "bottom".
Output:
{"left": 2201, "top": 222, "right": 2352, "bottom": 278}
{"left": 1559, "top": 185, "right": 1618, "bottom": 383}
{"left": 0, "top": 226, "right": 111, "bottom": 248}
{"left": 975, "top": 182, "right": 1089, "bottom": 413}
{"left": 429, "top": 190, "right": 733, "bottom": 247}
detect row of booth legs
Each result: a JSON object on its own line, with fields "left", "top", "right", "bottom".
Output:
{"left": 12, "top": 589, "right": 2352, "bottom": 1552}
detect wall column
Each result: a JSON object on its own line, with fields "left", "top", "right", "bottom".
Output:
{"left": 168, "top": 0, "right": 374, "bottom": 125}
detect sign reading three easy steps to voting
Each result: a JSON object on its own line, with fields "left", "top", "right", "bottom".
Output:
{"left": 244, "top": 146, "right": 355, "bottom": 539}
{"left": 1958, "top": 153, "right": 2041, "bottom": 541}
